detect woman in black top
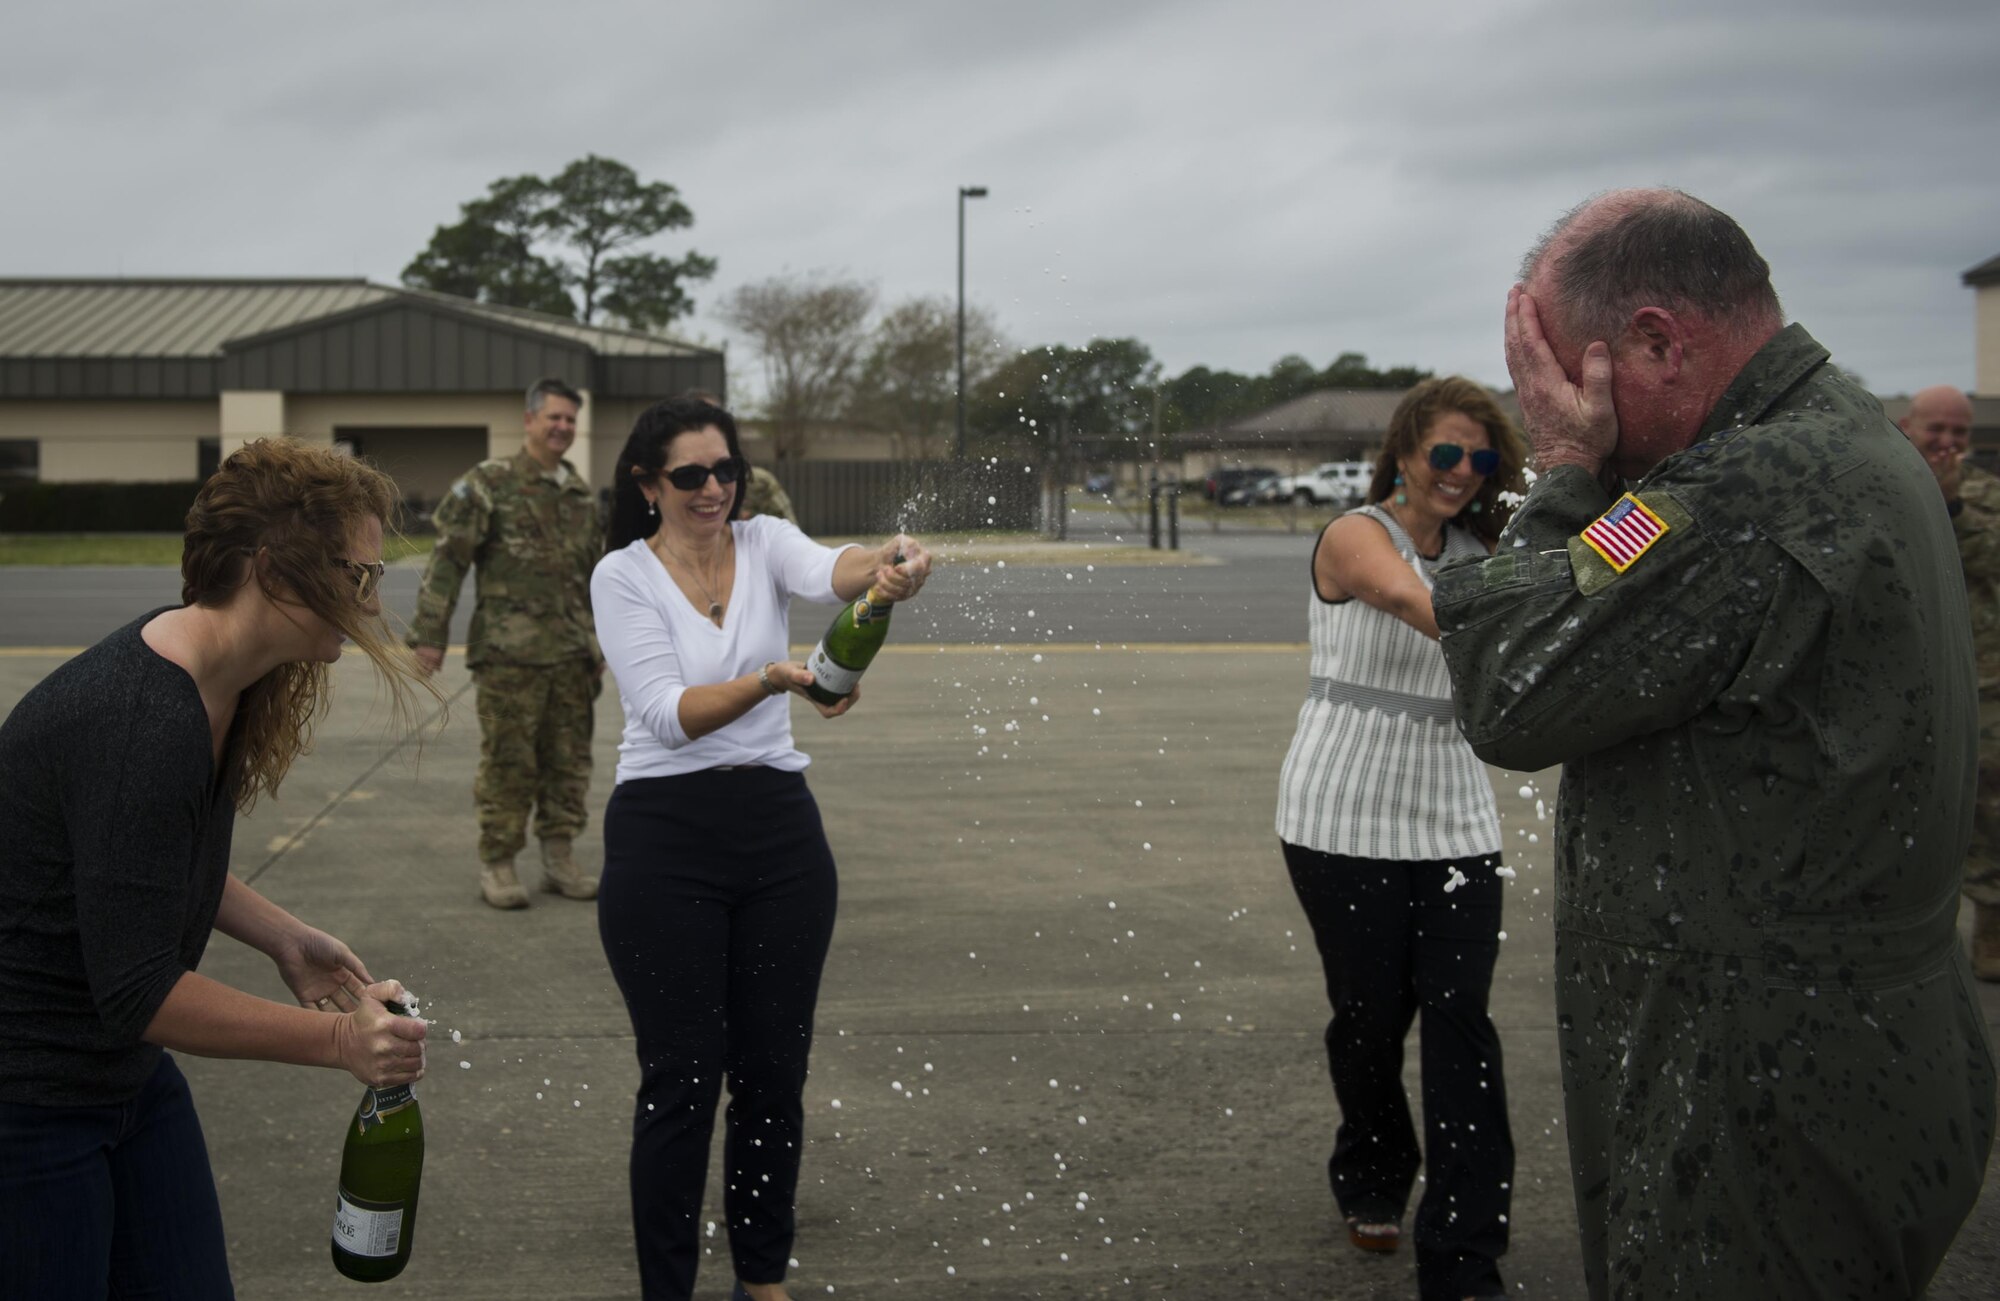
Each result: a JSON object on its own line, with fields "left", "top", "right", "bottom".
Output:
{"left": 0, "top": 438, "right": 434, "bottom": 1298}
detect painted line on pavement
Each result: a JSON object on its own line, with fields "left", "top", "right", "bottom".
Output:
{"left": 802, "top": 642, "right": 1309, "bottom": 655}
{"left": 2, "top": 642, "right": 1309, "bottom": 659}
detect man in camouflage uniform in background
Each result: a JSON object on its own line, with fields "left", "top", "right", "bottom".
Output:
{"left": 410, "top": 378, "right": 603, "bottom": 910}
{"left": 1899, "top": 383, "right": 2000, "bottom": 979}
{"left": 739, "top": 465, "right": 797, "bottom": 523}
{"left": 678, "top": 386, "right": 798, "bottom": 526}
{"left": 1437, "top": 190, "right": 1993, "bottom": 1298}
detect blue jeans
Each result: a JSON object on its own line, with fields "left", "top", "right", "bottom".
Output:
{"left": 0, "top": 1053, "right": 234, "bottom": 1299}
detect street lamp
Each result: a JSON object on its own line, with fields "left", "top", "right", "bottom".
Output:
{"left": 956, "top": 185, "right": 988, "bottom": 460}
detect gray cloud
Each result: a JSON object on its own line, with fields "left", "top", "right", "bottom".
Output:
{"left": 6, "top": 0, "right": 1995, "bottom": 396}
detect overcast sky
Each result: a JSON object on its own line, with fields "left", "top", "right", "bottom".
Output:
{"left": 10, "top": 0, "right": 1996, "bottom": 399}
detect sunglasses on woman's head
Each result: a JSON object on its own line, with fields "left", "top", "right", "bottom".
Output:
{"left": 1427, "top": 443, "right": 1501, "bottom": 476}
{"left": 663, "top": 458, "right": 746, "bottom": 491}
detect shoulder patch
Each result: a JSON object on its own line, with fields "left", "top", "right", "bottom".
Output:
{"left": 1567, "top": 492, "right": 1691, "bottom": 595}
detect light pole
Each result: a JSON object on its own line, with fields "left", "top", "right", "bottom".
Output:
{"left": 956, "top": 185, "right": 988, "bottom": 460}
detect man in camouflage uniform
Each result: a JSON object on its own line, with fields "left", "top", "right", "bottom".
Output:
{"left": 1436, "top": 190, "right": 1993, "bottom": 1298}
{"left": 410, "top": 378, "right": 603, "bottom": 910}
{"left": 739, "top": 465, "right": 797, "bottom": 523}
{"left": 1899, "top": 384, "right": 2000, "bottom": 979}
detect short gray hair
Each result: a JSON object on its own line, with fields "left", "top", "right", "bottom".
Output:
{"left": 1522, "top": 189, "right": 1783, "bottom": 346}
{"left": 526, "top": 377, "right": 584, "bottom": 415}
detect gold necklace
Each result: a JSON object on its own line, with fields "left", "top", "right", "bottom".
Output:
{"left": 654, "top": 533, "right": 729, "bottom": 622}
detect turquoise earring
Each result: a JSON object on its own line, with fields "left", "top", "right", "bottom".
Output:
{"left": 1393, "top": 472, "right": 1407, "bottom": 506}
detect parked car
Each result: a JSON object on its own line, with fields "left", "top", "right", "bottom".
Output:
{"left": 1202, "top": 465, "right": 1279, "bottom": 502}
{"left": 1282, "top": 461, "right": 1372, "bottom": 507}
{"left": 1220, "top": 472, "right": 1285, "bottom": 506}
{"left": 1083, "top": 472, "right": 1116, "bottom": 495}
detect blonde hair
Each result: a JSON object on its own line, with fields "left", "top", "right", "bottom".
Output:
{"left": 181, "top": 438, "right": 439, "bottom": 811}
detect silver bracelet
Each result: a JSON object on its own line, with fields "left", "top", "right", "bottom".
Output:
{"left": 759, "top": 662, "right": 784, "bottom": 696}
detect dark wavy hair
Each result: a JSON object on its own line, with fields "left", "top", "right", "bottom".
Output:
{"left": 1365, "top": 377, "right": 1527, "bottom": 546}
{"left": 606, "top": 397, "right": 750, "bottom": 552}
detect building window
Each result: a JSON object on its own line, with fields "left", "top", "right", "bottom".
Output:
{"left": 0, "top": 439, "right": 38, "bottom": 481}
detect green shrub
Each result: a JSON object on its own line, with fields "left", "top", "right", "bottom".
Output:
{"left": 0, "top": 481, "right": 204, "bottom": 533}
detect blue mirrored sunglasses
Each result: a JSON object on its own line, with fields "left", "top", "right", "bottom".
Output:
{"left": 1427, "top": 443, "right": 1501, "bottom": 476}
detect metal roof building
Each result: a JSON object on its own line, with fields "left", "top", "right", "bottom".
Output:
{"left": 1967, "top": 253, "right": 2000, "bottom": 396}
{"left": 1172, "top": 387, "right": 1523, "bottom": 472}
{"left": 0, "top": 278, "right": 725, "bottom": 502}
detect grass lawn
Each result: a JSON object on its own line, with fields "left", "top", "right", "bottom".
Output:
{"left": 0, "top": 534, "right": 436, "bottom": 566}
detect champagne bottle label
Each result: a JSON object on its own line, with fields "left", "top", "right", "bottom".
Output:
{"left": 333, "top": 1186, "right": 406, "bottom": 1259}
{"left": 356, "top": 1083, "right": 417, "bottom": 1134}
{"left": 852, "top": 596, "right": 882, "bottom": 626}
{"left": 805, "top": 641, "right": 862, "bottom": 697}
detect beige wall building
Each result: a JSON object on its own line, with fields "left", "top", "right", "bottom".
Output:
{"left": 0, "top": 279, "right": 724, "bottom": 505}
{"left": 1967, "top": 253, "right": 2000, "bottom": 398}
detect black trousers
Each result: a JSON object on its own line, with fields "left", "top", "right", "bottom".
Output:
{"left": 600, "top": 768, "right": 838, "bottom": 1301}
{"left": 1281, "top": 842, "right": 1515, "bottom": 1301}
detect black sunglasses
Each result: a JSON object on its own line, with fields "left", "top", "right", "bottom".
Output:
{"left": 332, "top": 558, "right": 386, "bottom": 601}
{"left": 1427, "top": 443, "right": 1501, "bottom": 476}
{"left": 662, "top": 458, "right": 746, "bottom": 492}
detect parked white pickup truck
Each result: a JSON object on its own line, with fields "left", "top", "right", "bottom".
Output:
{"left": 1281, "top": 462, "right": 1372, "bottom": 507}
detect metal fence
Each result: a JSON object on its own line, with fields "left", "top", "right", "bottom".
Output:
{"left": 783, "top": 459, "right": 1043, "bottom": 536}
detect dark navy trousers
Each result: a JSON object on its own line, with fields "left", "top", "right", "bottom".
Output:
{"left": 600, "top": 767, "right": 838, "bottom": 1301}
{"left": 1282, "top": 843, "right": 1515, "bottom": 1301}
{"left": 0, "top": 1053, "right": 235, "bottom": 1299}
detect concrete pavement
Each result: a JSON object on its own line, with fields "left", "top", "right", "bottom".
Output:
{"left": 1, "top": 612, "right": 1995, "bottom": 1297}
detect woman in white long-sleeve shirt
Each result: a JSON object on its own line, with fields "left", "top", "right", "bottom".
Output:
{"left": 590, "top": 395, "right": 931, "bottom": 1301}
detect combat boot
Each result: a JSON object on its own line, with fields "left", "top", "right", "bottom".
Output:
{"left": 1975, "top": 901, "right": 2000, "bottom": 982}
{"left": 479, "top": 860, "right": 530, "bottom": 910}
{"left": 539, "top": 837, "right": 599, "bottom": 900}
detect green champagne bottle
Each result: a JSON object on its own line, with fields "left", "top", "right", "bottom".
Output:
{"left": 803, "top": 555, "right": 903, "bottom": 706}
{"left": 330, "top": 1001, "right": 424, "bottom": 1283}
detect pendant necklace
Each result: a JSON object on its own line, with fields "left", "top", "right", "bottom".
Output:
{"left": 657, "top": 534, "right": 728, "bottom": 623}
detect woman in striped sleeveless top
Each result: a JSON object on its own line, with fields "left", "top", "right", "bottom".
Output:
{"left": 1274, "top": 378, "right": 1526, "bottom": 1301}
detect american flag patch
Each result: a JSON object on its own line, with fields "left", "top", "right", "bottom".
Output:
{"left": 1579, "top": 494, "right": 1669, "bottom": 572}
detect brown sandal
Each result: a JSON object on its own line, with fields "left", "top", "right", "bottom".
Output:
{"left": 1345, "top": 1216, "right": 1401, "bottom": 1253}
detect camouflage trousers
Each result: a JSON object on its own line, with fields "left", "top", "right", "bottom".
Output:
{"left": 471, "top": 658, "right": 600, "bottom": 864}
{"left": 1970, "top": 691, "right": 2000, "bottom": 905}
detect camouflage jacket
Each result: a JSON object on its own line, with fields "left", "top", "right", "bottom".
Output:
{"left": 409, "top": 452, "right": 601, "bottom": 668}
{"left": 741, "top": 466, "right": 797, "bottom": 523}
{"left": 1434, "top": 325, "right": 1992, "bottom": 1294}
{"left": 1956, "top": 461, "right": 2000, "bottom": 691}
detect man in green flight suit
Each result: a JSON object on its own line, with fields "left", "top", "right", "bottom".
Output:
{"left": 410, "top": 378, "right": 604, "bottom": 910}
{"left": 1898, "top": 384, "right": 2000, "bottom": 980}
{"left": 1434, "top": 189, "right": 1995, "bottom": 1298}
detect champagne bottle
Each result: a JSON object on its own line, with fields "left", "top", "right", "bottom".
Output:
{"left": 803, "top": 554, "right": 904, "bottom": 706}
{"left": 331, "top": 1001, "right": 424, "bottom": 1283}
